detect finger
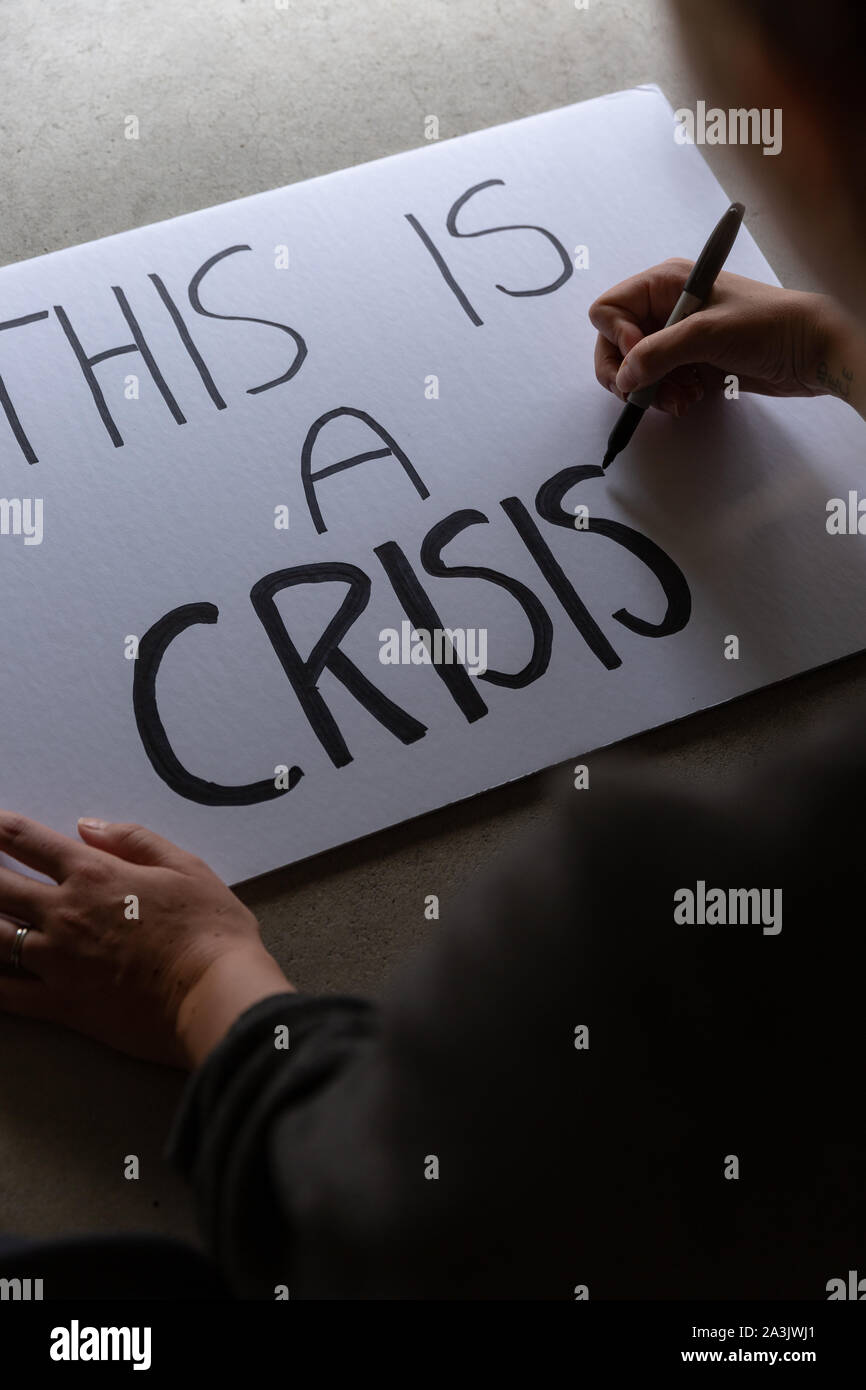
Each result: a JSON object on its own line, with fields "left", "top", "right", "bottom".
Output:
{"left": 667, "top": 364, "right": 705, "bottom": 393}
{"left": 0, "top": 918, "right": 47, "bottom": 977}
{"left": 653, "top": 382, "right": 683, "bottom": 416}
{"left": 589, "top": 259, "right": 696, "bottom": 345}
{"left": 589, "top": 302, "right": 645, "bottom": 359}
{"left": 652, "top": 369, "right": 704, "bottom": 415}
{"left": 0, "top": 811, "right": 88, "bottom": 882}
{"left": 597, "top": 340, "right": 704, "bottom": 413}
{"left": 591, "top": 262, "right": 704, "bottom": 401}
{"left": 682, "top": 362, "right": 779, "bottom": 399}
{"left": 615, "top": 312, "right": 723, "bottom": 396}
{"left": 0, "top": 972, "right": 57, "bottom": 1021}
{"left": 77, "top": 818, "right": 198, "bottom": 872}
{"left": 595, "top": 333, "right": 628, "bottom": 395}
{"left": 0, "top": 865, "right": 55, "bottom": 923}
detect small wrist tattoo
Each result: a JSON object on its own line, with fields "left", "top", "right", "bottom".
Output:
{"left": 816, "top": 360, "right": 854, "bottom": 400}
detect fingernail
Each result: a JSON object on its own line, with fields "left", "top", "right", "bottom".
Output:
{"left": 78, "top": 817, "right": 108, "bottom": 830}
{"left": 617, "top": 355, "right": 636, "bottom": 394}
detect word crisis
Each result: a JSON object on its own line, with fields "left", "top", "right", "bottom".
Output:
{"left": 132, "top": 432, "right": 692, "bottom": 805}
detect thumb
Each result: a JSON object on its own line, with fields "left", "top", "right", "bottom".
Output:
{"left": 77, "top": 818, "right": 193, "bottom": 870}
{"left": 616, "top": 315, "right": 714, "bottom": 395}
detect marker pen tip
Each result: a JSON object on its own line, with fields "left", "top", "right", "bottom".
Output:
{"left": 602, "top": 449, "right": 614, "bottom": 469}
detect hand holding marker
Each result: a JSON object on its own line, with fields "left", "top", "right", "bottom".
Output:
{"left": 602, "top": 202, "right": 745, "bottom": 469}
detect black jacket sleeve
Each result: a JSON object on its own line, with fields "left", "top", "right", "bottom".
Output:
{"left": 167, "top": 716, "right": 866, "bottom": 1300}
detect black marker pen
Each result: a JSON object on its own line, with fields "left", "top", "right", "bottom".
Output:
{"left": 602, "top": 201, "right": 745, "bottom": 469}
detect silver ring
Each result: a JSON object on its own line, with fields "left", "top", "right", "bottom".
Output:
{"left": 9, "top": 925, "right": 29, "bottom": 972}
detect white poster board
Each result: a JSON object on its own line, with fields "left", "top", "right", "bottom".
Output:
{"left": 1, "top": 86, "right": 864, "bottom": 883}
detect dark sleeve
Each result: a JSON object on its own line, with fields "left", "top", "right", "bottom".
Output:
{"left": 166, "top": 993, "right": 378, "bottom": 1296}
{"left": 168, "top": 716, "right": 866, "bottom": 1300}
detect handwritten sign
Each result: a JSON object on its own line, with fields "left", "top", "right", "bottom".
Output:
{"left": 2, "top": 87, "right": 865, "bottom": 883}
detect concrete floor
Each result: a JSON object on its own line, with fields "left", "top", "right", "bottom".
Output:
{"left": 2, "top": 0, "right": 865, "bottom": 1247}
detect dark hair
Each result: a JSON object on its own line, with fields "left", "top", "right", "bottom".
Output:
{"left": 729, "top": 0, "right": 866, "bottom": 112}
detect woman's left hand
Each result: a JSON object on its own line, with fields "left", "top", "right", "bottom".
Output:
{"left": 0, "top": 812, "right": 289, "bottom": 1067}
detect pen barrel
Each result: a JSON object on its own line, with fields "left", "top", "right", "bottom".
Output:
{"left": 684, "top": 201, "right": 745, "bottom": 300}
{"left": 626, "top": 288, "right": 703, "bottom": 409}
